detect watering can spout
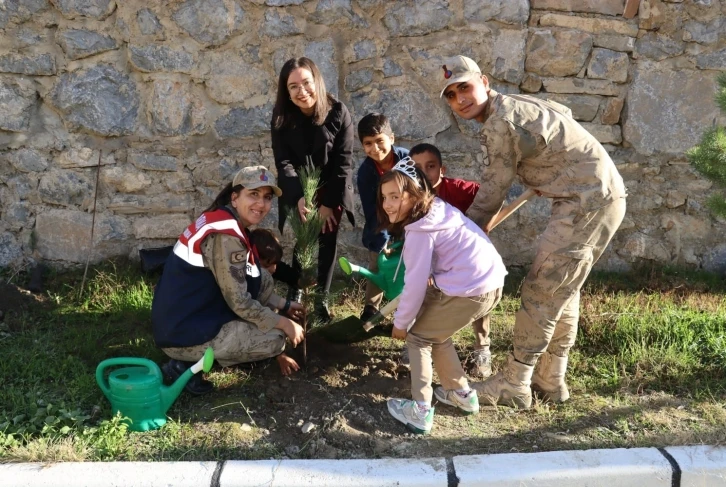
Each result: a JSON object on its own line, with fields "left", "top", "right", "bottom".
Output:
{"left": 338, "top": 257, "right": 387, "bottom": 291}
{"left": 160, "top": 347, "right": 214, "bottom": 413}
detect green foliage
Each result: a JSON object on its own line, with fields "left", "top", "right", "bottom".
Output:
{"left": 288, "top": 164, "right": 324, "bottom": 291}
{"left": 688, "top": 74, "right": 726, "bottom": 217}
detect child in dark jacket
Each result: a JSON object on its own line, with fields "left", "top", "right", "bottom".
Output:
{"left": 251, "top": 228, "right": 301, "bottom": 290}
{"left": 409, "top": 143, "right": 492, "bottom": 378}
{"left": 356, "top": 112, "right": 409, "bottom": 321}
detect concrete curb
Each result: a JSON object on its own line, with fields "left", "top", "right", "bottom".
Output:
{"left": 1, "top": 445, "right": 724, "bottom": 486}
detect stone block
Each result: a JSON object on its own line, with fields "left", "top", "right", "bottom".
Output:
{"left": 260, "top": 9, "right": 304, "bottom": 38}
{"left": 594, "top": 34, "right": 636, "bottom": 52}
{"left": 38, "top": 169, "right": 93, "bottom": 207}
{"left": 542, "top": 77, "right": 619, "bottom": 95}
{"left": 173, "top": 0, "right": 245, "bottom": 46}
{"left": 202, "top": 52, "right": 269, "bottom": 104}
{"left": 587, "top": 48, "right": 629, "bottom": 82}
{"left": 14, "top": 26, "right": 46, "bottom": 48}
{"left": 164, "top": 171, "right": 195, "bottom": 192}
{"left": 215, "top": 104, "right": 272, "bottom": 138}
{"left": 3, "top": 202, "right": 34, "bottom": 231}
{"left": 526, "top": 30, "right": 593, "bottom": 77}
{"left": 581, "top": 122, "right": 623, "bottom": 144}
{"left": 350, "top": 87, "right": 450, "bottom": 140}
{"left": 531, "top": 0, "right": 625, "bottom": 15}
{"left": 102, "top": 165, "right": 154, "bottom": 193}
{"left": 136, "top": 8, "right": 163, "bottom": 37}
{"left": 0, "top": 232, "right": 22, "bottom": 267}
{"left": 56, "top": 148, "right": 114, "bottom": 168}
{"left": 600, "top": 97, "right": 625, "bottom": 124}
{"left": 345, "top": 39, "right": 386, "bottom": 63}
{"left": 128, "top": 45, "right": 194, "bottom": 73}
{"left": 619, "top": 233, "right": 671, "bottom": 262}
{"left": 50, "top": 65, "right": 139, "bottom": 136}
{"left": 520, "top": 73, "right": 542, "bottom": 93}
{"left": 56, "top": 29, "right": 118, "bottom": 61}
{"left": 0, "top": 76, "right": 36, "bottom": 132}
{"left": 52, "top": 0, "right": 115, "bottom": 19}
{"left": 306, "top": 40, "right": 338, "bottom": 97}
{"left": 683, "top": 19, "right": 722, "bottom": 44}
{"left": 665, "top": 190, "right": 686, "bottom": 208}
{"left": 539, "top": 13, "right": 639, "bottom": 37}
{"left": 35, "top": 209, "right": 132, "bottom": 263}
{"left": 534, "top": 93, "right": 602, "bottom": 121}
{"left": 384, "top": 0, "right": 452, "bottom": 36}
{"left": 128, "top": 151, "right": 178, "bottom": 172}
{"left": 382, "top": 58, "right": 402, "bottom": 78}
{"left": 635, "top": 33, "right": 685, "bottom": 61}
{"left": 266, "top": 0, "right": 305, "bottom": 4}
{"left": 8, "top": 149, "right": 48, "bottom": 172}
{"left": 192, "top": 158, "right": 240, "bottom": 187}
{"left": 107, "top": 194, "right": 196, "bottom": 214}
{"left": 685, "top": 0, "right": 722, "bottom": 22}
{"left": 696, "top": 48, "right": 726, "bottom": 70}
{"left": 310, "top": 0, "right": 367, "bottom": 27}
{"left": 148, "top": 79, "right": 207, "bottom": 136}
{"left": 0, "top": 0, "right": 49, "bottom": 29}
{"left": 133, "top": 214, "right": 191, "bottom": 239}
{"left": 491, "top": 28, "right": 527, "bottom": 84}
{"left": 624, "top": 65, "right": 722, "bottom": 155}
{"left": 6, "top": 175, "right": 39, "bottom": 203}
{"left": 345, "top": 69, "right": 373, "bottom": 92}
{"left": 464, "top": 0, "right": 529, "bottom": 25}
{"left": 638, "top": 0, "right": 667, "bottom": 31}
{"left": 0, "top": 53, "right": 55, "bottom": 75}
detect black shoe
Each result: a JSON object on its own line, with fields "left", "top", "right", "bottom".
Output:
{"left": 360, "top": 305, "right": 378, "bottom": 322}
{"left": 314, "top": 299, "right": 332, "bottom": 324}
{"left": 161, "top": 359, "right": 214, "bottom": 396}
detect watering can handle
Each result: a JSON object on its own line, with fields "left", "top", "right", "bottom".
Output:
{"left": 95, "top": 357, "right": 162, "bottom": 400}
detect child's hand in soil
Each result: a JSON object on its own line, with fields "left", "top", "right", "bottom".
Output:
{"left": 276, "top": 353, "right": 299, "bottom": 376}
{"left": 286, "top": 301, "right": 306, "bottom": 321}
{"left": 276, "top": 317, "right": 305, "bottom": 347}
{"left": 391, "top": 326, "right": 407, "bottom": 341}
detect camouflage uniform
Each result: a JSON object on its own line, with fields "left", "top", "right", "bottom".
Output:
{"left": 467, "top": 89, "right": 627, "bottom": 367}
{"left": 162, "top": 233, "right": 286, "bottom": 367}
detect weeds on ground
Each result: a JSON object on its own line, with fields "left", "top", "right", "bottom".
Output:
{"left": 1, "top": 261, "right": 726, "bottom": 462}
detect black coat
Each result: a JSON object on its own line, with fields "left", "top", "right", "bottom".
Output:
{"left": 271, "top": 100, "right": 356, "bottom": 232}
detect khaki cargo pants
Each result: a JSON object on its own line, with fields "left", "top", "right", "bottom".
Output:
{"left": 162, "top": 320, "right": 286, "bottom": 367}
{"left": 407, "top": 286, "right": 502, "bottom": 404}
{"left": 513, "top": 197, "right": 626, "bottom": 365}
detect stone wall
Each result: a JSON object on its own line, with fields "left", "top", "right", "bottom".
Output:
{"left": 1, "top": 0, "right": 725, "bottom": 272}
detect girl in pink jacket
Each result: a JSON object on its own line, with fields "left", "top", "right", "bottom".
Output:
{"left": 378, "top": 158, "right": 507, "bottom": 434}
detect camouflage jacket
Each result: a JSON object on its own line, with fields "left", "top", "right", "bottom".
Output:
{"left": 201, "top": 233, "right": 280, "bottom": 333}
{"left": 466, "top": 89, "right": 626, "bottom": 229}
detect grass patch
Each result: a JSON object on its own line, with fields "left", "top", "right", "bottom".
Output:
{"left": 1, "top": 261, "right": 726, "bottom": 461}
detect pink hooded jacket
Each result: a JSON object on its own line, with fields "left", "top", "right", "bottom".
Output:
{"left": 393, "top": 198, "right": 507, "bottom": 331}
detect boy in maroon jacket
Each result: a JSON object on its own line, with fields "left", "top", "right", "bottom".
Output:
{"left": 410, "top": 143, "right": 491, "bottom": 378}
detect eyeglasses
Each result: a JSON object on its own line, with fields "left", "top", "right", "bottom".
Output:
{"left": 288, "top": 79, "right": 315, "bottom": 95}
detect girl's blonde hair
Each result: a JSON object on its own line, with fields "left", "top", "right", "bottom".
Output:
{"left": 376, "top": 167, "right": 435, "bottom": 238}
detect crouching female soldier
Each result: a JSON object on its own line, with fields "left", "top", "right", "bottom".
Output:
{"left": 152, "top": 166, "right": 305, "bottom": 395}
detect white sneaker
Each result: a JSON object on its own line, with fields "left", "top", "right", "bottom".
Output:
{"left": 434, "top": 387, "right": 480, "bottom": 415}
{"left": 387, "top": 398, "right": 434, "bottom": 434}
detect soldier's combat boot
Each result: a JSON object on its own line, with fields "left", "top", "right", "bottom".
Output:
{"left": 473, "top": 354, "right": 533, "bottom": 409}
{"left": 531, "top": 352, "right": 570, "bottom": 403}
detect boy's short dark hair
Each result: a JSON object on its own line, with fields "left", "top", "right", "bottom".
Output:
{"left": 409, "top": 143, "right": 443, "bottom": 167}
{"left": 251, "top": 228, "right": 283, "bottom": 264}
{"left": 357, "top": 112, "right": 393, "bottom": 141}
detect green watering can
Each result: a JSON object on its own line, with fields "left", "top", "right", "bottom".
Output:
{"left": 339, "top": 241, "right": 405, "bottom": 300}
{"left": 95, "top": 347, "right": 214, "bottom": 432}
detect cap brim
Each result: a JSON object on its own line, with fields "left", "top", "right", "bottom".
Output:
{"left": 246, "top": 181, "right": 282, "bottom": 197}
{"left": 440, "top": 72, "right": 479, "bottom": 98}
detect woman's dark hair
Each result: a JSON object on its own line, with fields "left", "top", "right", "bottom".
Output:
{"left": 204, "top": 183, "right": 243, "bottom": 213}
{"left": 376, "top": 166, "right": 435, "bottom": 238}
{"left": 272, "top": 57, "right": 335, "bottom": 129}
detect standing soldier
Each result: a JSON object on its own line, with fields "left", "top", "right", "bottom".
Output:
{"left": 440, "top": 55, "right": 627, "bottom": 409}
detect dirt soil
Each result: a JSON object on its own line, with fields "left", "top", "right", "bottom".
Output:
{"left": 188, "top": 329, "right": 515, "bottom": 460}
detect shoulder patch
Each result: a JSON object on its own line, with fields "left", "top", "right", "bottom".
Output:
{"left": 230, "top": 251, "right": 246, "bottom": 264}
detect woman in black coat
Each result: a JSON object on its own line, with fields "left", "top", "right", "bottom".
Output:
{"left": 271, "top": 57, "right": 355, "bottom": 322}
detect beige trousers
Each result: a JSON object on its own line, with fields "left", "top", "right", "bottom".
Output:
{"left": 407, "top": 287, "right": 502, "bottom": 404}
{"left": 514, "top": 197, "right": 626, "bottom": 365}
{"left": 162, "top": 319, "right": 286, "bottom": 367}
